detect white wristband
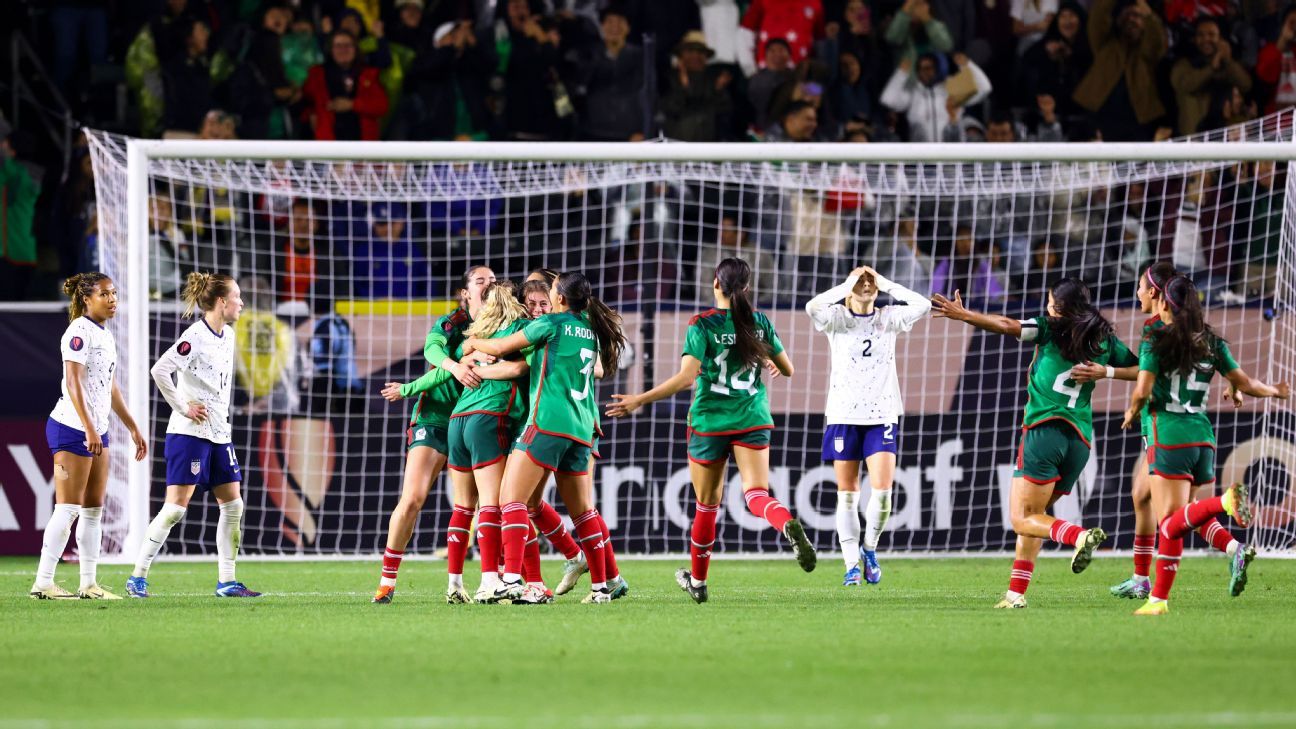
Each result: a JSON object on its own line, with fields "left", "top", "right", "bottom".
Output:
{"left": 1105, "top": 366, "right": 1116, "bottom": 379}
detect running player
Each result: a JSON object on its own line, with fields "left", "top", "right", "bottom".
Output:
{"left": 374, "top": 264, "right": 495, "bottom": 604}
{"left": 31, "top": 273, "right": 147, "bottom": 599}
{"left": 932, "top": 279, "right": 1134, "bottom": 609}
{"left": 806, "top": 265, "right": 930, "bottom": 586}
{"left": 1122, "top": 274, "right": 1288, "bottom": 616}
{"left": 127, "top": 272, "right": 259, "bottom": 598}
{"left": 466, "top": 271, "right": 626, "bottom": 604}
{"left": 607, "top": 257, "right": 815, "bottom": 604}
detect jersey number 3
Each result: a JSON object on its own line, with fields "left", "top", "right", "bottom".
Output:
{"left": 570, "top": 349, "right": 596, "bottom": 401}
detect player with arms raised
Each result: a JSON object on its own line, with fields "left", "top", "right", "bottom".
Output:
{"left": 128, "top": 272, "right": 259, "bottom": 597}
{"left": 608, "top": 258, "right": 814, "bottom": 603}
{"left": 1123, "top": 275, "right": 1288, "bottom": 616}
{"left": 933, "top": 279, "right": 1134, "bottom": 608}
{"left": 31, "top": 273, "right": 147, "bottom": 599}
{"left": 806, "top": 265, "right": 930, "bottom": 586}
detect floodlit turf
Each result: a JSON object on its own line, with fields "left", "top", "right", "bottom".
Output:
{"left": 2, "top": 555, "right": 1294, "bottom": 729}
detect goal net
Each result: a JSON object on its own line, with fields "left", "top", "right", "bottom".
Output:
{"left": 84, "top": 118, "right": 1296, "bottom": 561}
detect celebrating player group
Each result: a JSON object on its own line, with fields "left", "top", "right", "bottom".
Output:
{"left": 30, "top": 257, "right": 1287, "bottom": 613}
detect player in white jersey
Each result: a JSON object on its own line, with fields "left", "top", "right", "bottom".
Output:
{"left": 805, "top": 266, "right": 930, "bottom": 586}
{"left": 126, "top": 272, "right": 261, "bottom": 598}
{"left": 31, "top": 273, "right": 147, "bottom": 599}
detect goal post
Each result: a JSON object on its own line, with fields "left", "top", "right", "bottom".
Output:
{"left": 85, "top": 121, "right": 1296, "bottom": 562}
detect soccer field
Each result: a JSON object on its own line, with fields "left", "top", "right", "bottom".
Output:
{"left": 2, "top": 556, "right": 1294, "bottom": 729}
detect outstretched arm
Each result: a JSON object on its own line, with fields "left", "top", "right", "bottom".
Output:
{"left": 465, "top": 330, "right": 531, "bottom": 358}
{"left": 605, "top": 356, "right": 701, "bottom": 417}
{"left": 1224, "top": 368, "right": 1291, "bottom": 400}
{"left": 930, "top": 291, "right": 1022, "bottom": 337}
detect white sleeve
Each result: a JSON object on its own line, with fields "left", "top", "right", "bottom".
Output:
{"left": 60, "top": 323, "right": 90, "bottom": 366}
{"left": 1017, "top": 319, "right": 1040, "bottom": 342}
{"left": 965, "top": 61, "right": 993, "bottom": 107}
{"left": 880, "top": 68, "right": 912, "bottom": 112}
{"left": 805, "top": 276, "right": 859, "bottom": 333}
{"left": 150, "top": 341, "right": 188, "bottom": 415}
{"left": 878, "top": 280, "right": 932, "bottom": 332}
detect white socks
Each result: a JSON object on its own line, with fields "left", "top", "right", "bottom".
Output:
{"left": 217, "top": 499, "right": 243, "bottom": 583}
{"left": 132, "top": 503, "right": 187, "bottom": 578}
{"left": 836, "top": 491, "right": 861, "bottom": 567}
{"left": 75, "top": 506, "right": 103, "bottom": 590}
{"left": 448, "top": 573, "right": 464, "bottom": 590}
{"left": 35, "top": 503, "right": 80, "bottom": 587}
{"left": 864, "top": 489, "right": 892, "bottom": 552}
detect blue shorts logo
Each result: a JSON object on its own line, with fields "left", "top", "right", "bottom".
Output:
{"left": 834, "top": 437, "right": 845, "bottom": 453}
{"left": 190, "top": 459, "right": 202, "bottom": 475}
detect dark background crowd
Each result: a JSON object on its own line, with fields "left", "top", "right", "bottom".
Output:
{"left": 0, "top": 0, "right": 1290, "bottom": 308}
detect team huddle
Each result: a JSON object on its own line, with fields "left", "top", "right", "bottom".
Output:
{"left": 29, "top": 258, "right": 1288, "bottom": 613}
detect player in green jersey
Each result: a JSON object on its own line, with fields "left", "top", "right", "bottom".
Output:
{"left": 466, "top": 271, "right": 627, "bottom": 605}
{"left": 607, "top": 258, "right": 814, "bottom": 604}
{"left": 372, "top": 264, "right": 496, "bottom": 604}
{"left": 933, "top": 278, "right": 1134, "bottom": 609}
{"left": 1122, "top": 275, "right": 1288, "bottom": 616}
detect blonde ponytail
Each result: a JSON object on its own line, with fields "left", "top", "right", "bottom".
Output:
{"left": 181, "top": 271, "right": 235, "bottom": 319}
{"left": 466, "top": 281, "right": 528, "bottom": 338}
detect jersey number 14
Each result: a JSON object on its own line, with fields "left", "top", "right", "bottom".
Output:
{"left": 710, "top": 351, "right": 757, "bottom": 396}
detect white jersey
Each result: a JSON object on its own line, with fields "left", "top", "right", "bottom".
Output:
{"left": 151, "top": 318, "right": 235, "bottom": 444}
{"left": 805, "top": 275, "right": 931, "bottom": 426}
{"left": 50, "top": 317, "right": 118, "bottom": 435}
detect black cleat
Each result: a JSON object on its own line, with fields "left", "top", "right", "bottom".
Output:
{"left": 675, "top": 568, "right": 708, "bottom": 604}
{"left": 782, "top": 519, "right": 817, "bottom": 572}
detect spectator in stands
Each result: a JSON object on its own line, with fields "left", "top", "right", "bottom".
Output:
{"left": 1112, "top": 215, "right": 1152, "bottom": 285}
{"left": 125, "top": 0, "right": 192, "bottom": 137}
{"left": 741, "top": 0, "right": 826, "bottom": 67}
{"left": 148, "top": 188, "right": 192, "bottom": 298}
{"left": 275, "top": 199, "right": 344, "bottom": 305}
{"left": 1197, "top": 82, "right": 1259, "bottom": 131}
{"left": 387, "top": 0, "right": 435, "bottom": 50}
{"left": 881, "top": 53, "right": 992, "bottom": 141}
{"left": 229, "top": 4, "right": 297, "bottom": 140}
{"left": 931, "top": 224, "right": 1007, "bottom": 300}
{"left": 830, "top": 50, "right": 874, "bottom": 127}
{"left": 1013, "top": 0, "right": 1058, "bottom": 55}
{"left": 302, "top": 31, "right": 390, "bottom": 141}
{"left": 1020, "top": 2, "right": 1091, "bottom": 119}
{"left": 693, "top": 213, "right": 779, "bottom": 302}
{"left": 161, "top": 16, "right": 215, "bottom": 135}
{"left": 49, "top": 144, "right": 96, "bottom": 279}
{"left": 1072, "top": 0, "right": 1168, "bottom": 141}
{"left": 1171, "top": 18, "right": 1252, "bottom": 134}
{"left": 393, "top": 21, "right": 491, "bottom": 141}
{"left": 199, "top": 109, "right": 237, "bottom": 140}
{"left": 48, "top": 0, "right": 110, "bottom": 97}
{"left": 1233, "top": 160, "right": 1282, "bottom": 300}
{"left": 885, "top": 0, "right": 955, "bottom": 67}
{"left": 0, "top": 122, "right": 39, "bottom": 300}
{"left": 486, "top": 0, "right": 568, "bottom": 141}
{"left": 1255, "top": 6, "right": 1296, "bottom": 112}
{"left": 282, "top": 14, "right": 324, "bottom": 90}
{"left": 765, "top": 99, "right": 822, "bottom": 141}
{"left": 335, "top": 7, "right": 412, "bottom": 130}
{"left": 1023, "top": 237, "right": 1067, "bottom": 299}
{"left": 882, "top": 215, "right": 934, "bottom": 293}
{"left": 661, "top": 31, "right": 734, "bottom": 141}
{"left": 749, "top": 38, "right": 797, "bottom": 130}
{"left": 824, "top": 0, "right": 888, "bottom": 98}
{"left": 579, "top": 6, "right": 646, "bottom": 141}
{"left": 353, "top": 202, "right": 430, "bottom": 298}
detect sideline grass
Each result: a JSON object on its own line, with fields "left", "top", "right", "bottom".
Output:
{"left": 2, "top": 556, "right": 1293, "bottom": 728}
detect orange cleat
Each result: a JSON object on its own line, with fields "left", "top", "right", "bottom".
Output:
{"left": 372, "top": 585, "right": 395, "bottom": 604}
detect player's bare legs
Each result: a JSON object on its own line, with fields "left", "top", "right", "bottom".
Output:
{"left": 373, "top": 446, "right": 448, "bottom": 602}
{"left": 734, "top": 445, "right": 815, "bottom": 573}
{"left": 1009, "top": 476, "right": 1104, "bottom": 574}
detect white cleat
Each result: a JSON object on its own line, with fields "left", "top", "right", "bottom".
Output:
{"left": 555, "top": 552, "right": 588, "bottom": 596}
{"left": 580, "top": 587, "right": 613, "bottom": 604}
{"left": 29, "top": 583, "right": 77, "bottom": 600}
{"left": 77, "top": 584, "right": 123, "bottom": 600}
{"left": 446, "top": 587, "right": 472, "bottom": 604}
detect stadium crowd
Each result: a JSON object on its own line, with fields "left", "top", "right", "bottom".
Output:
{"left": 0, "top": 0, "right": 1289, "bottom": 306}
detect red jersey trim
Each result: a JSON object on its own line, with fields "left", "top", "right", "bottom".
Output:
{"left": 1150, "top": 412, "right": 1216, "bottom": 451}
{"left": 1020, "top": 474, "right": 1062, "bottom": 486}
{"left": 1150, "top": 468, "right": 1196, "bottom": 483}
{"left": 687, "top": 424, "right": 775, "bottom": 437}
{"left": 731, "top": 441, "right": 770, "bottom": 451}
{"left": 689, "top": 308, "right": 724, "bottom": 326}
{"left": 1022, "top": 417, "right": 1092, "bottom": 449}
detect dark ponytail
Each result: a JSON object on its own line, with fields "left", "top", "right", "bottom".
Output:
{"left": 63, "top": 272, "right": 111, "bottom": 321}
{"left": 1048, "top": 278, "right": 1115, "bottom": 363}
{"left": 556, "top": 271, "right": 626, "bottom": 373}
{"left": 1145, "top": 261, "right": 1177, "bottom": 299}
{"left": 715, "top": 257, "right": 770, "bottom": 369}
{"left": 1152, "top": 275, "right": 1221, "bottom": 375}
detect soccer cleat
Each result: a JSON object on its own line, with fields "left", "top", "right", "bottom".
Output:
{"left": 675, "top": 568, "right": 708, "bottom": 604}
{"left": 473, "top": 585, "right": 496, "bottom": 604}
{"left": 554, "top": 552, "right": 588, "bottom": 596}
{"left": 1134, "top": 599, "right": 1169, "bottom": 616}
{"left": 782, "top": 519, "right": 817, "bottom": 573}
{"left": 515, "top": 584, "right": 555, "bottom": 605}
{"left": 125, "top": 576, "right": 150, "bottom": 598}
{"left": 77, "top": 584, "right": 123, "bottom": 600}
{"left": 445, "top": 586, "right": 471, "bottom": 604}
{"left": 994, "top": 592, "right": 1027, "bottom": 609}
{"left": 1070, "top": 527, "right": 1107, "bottom": 574}
{"left": 1229, "top": 544, "right": 1256, "bottom": 598}
{"left": 608, "top": 576, "right": 630, "bottom": 600}
{"left": 861, "top": 549, "right": 882, "bottom": 584}
{"left": 29, "top": 583, "right": 77, "bottom": 600}
{"left": 372, "top": 585, "right": 395, "bottom": 604}
{"left": 215, "top": 581, "right": 262, "bottom": 598}
{"left": 1110, "top": 576, "right": 1151, "bottom": 600}
{"left": 581, "top": 587, "right": 613, "bottom": 604}
{"left": 843, "top": 565, "right": 863, "bottom": 586}
{"left": 486, "top": 579, "right": 524, "bottom": 604}
{"left": 1222, "top": 483, "right": 1254, "bottom": 528}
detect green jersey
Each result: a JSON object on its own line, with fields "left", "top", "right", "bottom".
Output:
{"left": 1139, "top": 317, "right": 1166, "bottom": 441}
{"left": 402, "top": 308, "right": 472, "bottom": 428}
{"left": 1139, "top": 333, "right": 1239, "bottom": 447}
{"left": 683, "top": 308, "right": 786, "bottom": 436}
{"left": 522, "top": 312, "right": 599, "bottom": 444}
{"left": 1018, "top": 316, "right": 1138, "bottom": 445}
{"left": 452, "top": 319, "right": 528, "bottom": 425}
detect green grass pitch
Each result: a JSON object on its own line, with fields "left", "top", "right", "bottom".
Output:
{"left": 2, "top": 555, "right": 1294, "bottom": 728}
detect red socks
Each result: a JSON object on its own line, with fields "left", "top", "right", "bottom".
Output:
{"left": 477, "top": 505, "right": 502, "bottom": 576}
{"left": 1132, "top": 534, "right": 1156, "bottom": 578}
{"left": 1150, "top": 534, "right": 1183, "bottom": 600}
{"left": 446, "top": 504, "right": 473, "bottom": 576}
{"left": 1048, "top": 519, "right": 1084, "bottom": 546}
{"left": 522, "top": 522, "right": 544, "bottom": 584}
{"left": 691, "top": 501, "right": 720, "bottom": 581}
{"left": 531, "top": 500, "right": 580, "bottom": 560}
{"left": 1198, "top": 519, "right": 1234, "bottom": 553}
{"left": 1161, "top": 496, "right": 1226, "bottom": 540}
{"left": 597, "top": 513, "right": 619, "bottom": 581}
{"left": 500, "top": 502, "right": 530, "bottom": 578}
{"left": 744, "top": 488, "right": 792, "bottom": 533}
{"left": 573, "top": 510, "right": 608, "bottom": 585}
{"left": 381, "top": 547, "right": 404, "bottom": 583}
{"left": 1008, "top": 559, "right": 1034, "bottom": 595}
